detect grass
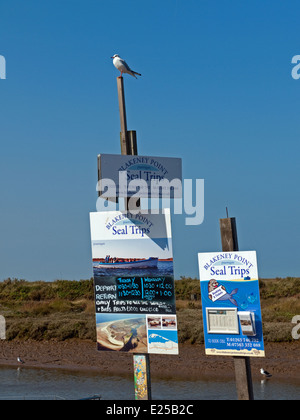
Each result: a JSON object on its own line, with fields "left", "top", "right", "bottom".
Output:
{"left": 0, "top": 277, "right": 299, "bottom": 343}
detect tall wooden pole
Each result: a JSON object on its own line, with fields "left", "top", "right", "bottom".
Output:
{"left": 117, "top": 78, "right": 140, "bottom": 210}
{"left": 117, "top": 77, "right": 129, "bottom": 155}
{"left": 116, "top": 76, "right": 152, "bottom": 401}
{"left": 220, "top": 217, "right": 255, "bottom": 401}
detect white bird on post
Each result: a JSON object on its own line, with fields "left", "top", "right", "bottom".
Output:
{"left": 111, "top": 54, "right": 141, "bottom": 79}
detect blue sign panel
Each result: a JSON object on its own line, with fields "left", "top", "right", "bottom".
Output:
{"left": 198, "top": 251, "right": 265, "bottom": 357}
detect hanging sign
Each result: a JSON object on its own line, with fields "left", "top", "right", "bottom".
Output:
{"left": 198, "top": 251, "right": 265, "bottom": 357}
{"left": 90, "top": 209, "right": 179, "bottom": 355}
{"left": 98, "top": 154, "right": 182, "bottom": 198}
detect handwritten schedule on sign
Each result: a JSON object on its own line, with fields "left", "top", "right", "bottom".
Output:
{"left": 94, "top": 276, "right": 176, "bottom": 315}
{"left": 116, "top": 277, "right": 174, "bottom": 301}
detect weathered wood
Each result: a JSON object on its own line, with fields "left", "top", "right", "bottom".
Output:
{"left": 119, "top": 130, "right": 138, "bottom": 156}
{"left": 116, "top": 77, "right": 149, "bottom": 400}
{"left": 233, "top": 357, "right": 254, "bottom": 401}
{"left": 220, "top": 217, "right": 254, "bottom": 401}
{"left": 128, "top": 130, "right": 138, "bottom": 155}
{"left": 117, "top": 77, "right": 129, "bottom": 155}
{"left": 117, "top": 78, "right": 140, "bottom": 212}
{"left": 220, "top": 217, "right": 239, "bottom": 252}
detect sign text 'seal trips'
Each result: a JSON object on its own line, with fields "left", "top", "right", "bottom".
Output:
{"left": 0, "top": 55, "right": 6, "bottom": 79}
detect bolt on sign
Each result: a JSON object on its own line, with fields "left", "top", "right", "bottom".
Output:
{"left": 198, "top": 251, "right": 265, "bottom": 357}
{"left": 90, "top": 209, "right": 179, "bottom": 355}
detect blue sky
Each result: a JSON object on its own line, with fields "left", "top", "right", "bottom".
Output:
{"left": 0, "top": 1, "right": 299, "bottom": 281}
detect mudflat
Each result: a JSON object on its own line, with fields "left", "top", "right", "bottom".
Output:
{"left": 0, "top": 340, "right": 299, "bottom": 381}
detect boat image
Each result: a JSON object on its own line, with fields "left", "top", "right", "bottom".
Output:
{"left": 95, "top": 257, "right": 159, "bottom": 270}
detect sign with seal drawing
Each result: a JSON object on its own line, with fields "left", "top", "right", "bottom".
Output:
{"left": 198, "top": 251, "right": 265, "bottom": 358}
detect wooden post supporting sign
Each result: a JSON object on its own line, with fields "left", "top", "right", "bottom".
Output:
{"left": 117, "top": 77, "right": 129, "bottom": 154}
{"left": 116, "top": 76, "right": 152, "bottom": 401}
{"left": 220, "top": 217, "right": 255, "bottom": 401}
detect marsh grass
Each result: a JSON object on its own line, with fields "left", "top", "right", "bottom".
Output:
{"left": 0, "top": 277, "right": 299, "bottom": 343}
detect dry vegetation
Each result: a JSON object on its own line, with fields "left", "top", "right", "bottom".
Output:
{"left": 0, "top": 279, "right": 96, "bottom": 341}
{"left": 0, "top": 277, "right": 299, "bottom": 344}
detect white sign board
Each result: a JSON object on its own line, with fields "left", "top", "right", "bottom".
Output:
{"left": 98, "top": 154, "right": 182, "bottom": 198}
{"left": 90, "top": 209, "right": 179, "bottom": 355}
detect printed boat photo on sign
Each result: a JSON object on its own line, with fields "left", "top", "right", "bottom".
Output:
{"left": 94, "top": 257, "right": 159, "bottom": 270}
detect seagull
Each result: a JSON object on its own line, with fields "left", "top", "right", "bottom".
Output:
{"left": 111, "top": 54, "right": 141, "bottom": 79}
{"left": 17, "top": 357, "right": 25, "bottom": 365}
{"left": 260, "top": 368, "right": 272, "bottom": 378}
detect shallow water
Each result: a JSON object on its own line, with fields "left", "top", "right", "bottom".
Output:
{"left": 0, "top": 367, "right": 298, "bottom": 400}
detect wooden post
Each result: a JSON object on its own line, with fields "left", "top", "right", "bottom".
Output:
{"left": 220, "top": 217, "right": 239, "bottom": 253}
{"left": 127, "top": 130, "right": 138, "bottom": 155}
{"left": 116, "top": 76, "right": 151, "bottom": 400}
{"left": 219, "top": 217, "right": 255, "bottom": 401}
{"left": 117, "top": 77, "right": 129, "bottom": 155}
{"left": 119, "top": 130, "right": 138, "bottom": 156}
{"left": 232, "top": 356, "right": 254, "bottom": 401}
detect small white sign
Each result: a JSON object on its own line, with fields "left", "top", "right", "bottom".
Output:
{"left": 208, "top": 285, "right": 227, "bottom": 302}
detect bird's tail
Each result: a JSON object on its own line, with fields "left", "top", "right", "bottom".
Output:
{"left": 129, "top": 71, "right": 141, "bottom": 79}
{"left": 132, "top": 71, "right": 142, "bottom": 77}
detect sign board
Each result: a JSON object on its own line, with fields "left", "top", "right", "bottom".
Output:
{"left": 90, "top": 209, "right": 179, "bottom": 355}
{"left": 198, "top": 251, "right": 265, "bottom": 357}
{"left": 98, "top": 154, "right": 182, "bottom": 198}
